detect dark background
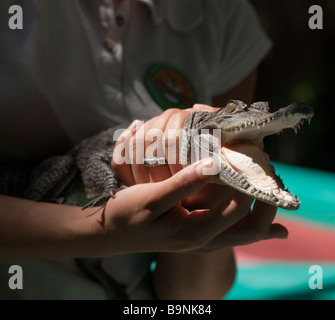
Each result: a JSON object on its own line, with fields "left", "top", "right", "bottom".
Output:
{"left": 250, "top": 0, "right": 334, "bottom": 172}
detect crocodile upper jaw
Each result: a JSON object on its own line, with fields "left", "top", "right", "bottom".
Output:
{"left": 202, "top": 101, "right": 314, "bottom": 210}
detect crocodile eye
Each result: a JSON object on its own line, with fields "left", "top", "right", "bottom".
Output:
{"left": 225, "top": 102, "right": 237, "bottom": 113}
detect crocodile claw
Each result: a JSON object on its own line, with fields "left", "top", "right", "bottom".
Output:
{"left": 82, "top": 185, "right": 128, "bottom": 210}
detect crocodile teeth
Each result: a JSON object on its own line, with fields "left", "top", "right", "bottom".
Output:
{"left": 225, "top": 167, "right": 232, "bottom": 173}
{"left": 242, "top": 182, "right": 250, "bottom": 189}
{"left": 282, "top": 202, "right": 290, "bottom": 208}
{"left": 294, "top": 126, "right": 298, "bottom": 134}
{"left": 249, "top": 186, "right": 256, "bottom": 193}
{"left": 277, "top": 200, "right": 284, "bottom": 207}
{"left": 308, "top": 118, "right": 312, "bottom": 125}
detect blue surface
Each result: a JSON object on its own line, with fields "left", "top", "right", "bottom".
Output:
{"left": 272, "top": 162, "right": 335, "bottom": 226}
{"left": 226, "top": 162, "right": 335, "bottom": 300}
{"left": 225, "top": 263, "right": 335, "bottom": 300}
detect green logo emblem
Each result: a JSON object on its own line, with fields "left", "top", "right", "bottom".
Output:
{"left": 145, "top": 64, "right": 197, "bottom": 110}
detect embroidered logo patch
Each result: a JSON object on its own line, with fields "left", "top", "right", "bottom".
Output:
{"left": 145, "top": 64, "right": 197, "bottom": 110}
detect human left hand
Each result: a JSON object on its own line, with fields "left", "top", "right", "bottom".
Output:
{"left": 111, "top": 105, "right": 288, "bottom": 241}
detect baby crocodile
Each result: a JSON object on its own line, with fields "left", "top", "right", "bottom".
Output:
{"left": 25, "top": 100, "right": 314, "bottom": 211}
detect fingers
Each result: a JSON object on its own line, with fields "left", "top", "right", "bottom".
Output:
{"left": 191, "top": 104, "right": 220, "bottom": 112}
{"left": 210, "top": 192, "right": 254, "bottom": 225}
{"left": 111, "top": 120, "right": 143, "bottom": 186}
{"left": 144, "top": 158, "right": 218, "bottom": 217}
{"left": 187, "top": 192, "right": 254, "bottom": 241}
{"left": 244, "top": 200, "right": 289, "bottom": 240}
{"left": 207, "top": 200, "right": 287, "bottom": 248}
{"left": 249, "top": 200, "right": 277, "bottom": 235}
{"left": 163, "top": 110, "right": 190, "bottom": 176}
{"left": 265, "top": 223, "right": 289, "bottom": 240}
{"left": 144, "top": 109, "right": 191, "bottom": 182}
{"left": 112, "top": 105, "right": 218, "bottom": 187}
{"left": 182, "top": 184, "right": 235, "bottom": 211}
{"left": 113, "top": 108, "right": 192, "bottom": 186}
{"left": 142, "top": 109, "right": 176, "bottom": 182}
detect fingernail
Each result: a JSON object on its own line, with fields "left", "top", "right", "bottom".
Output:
{"left": 118, "top": 120, "right": 142, "bottom": 140}
{"left": 196, "top": 158, "right": 218, "bottom": 177}
{"left": 128, "top": 120, "right": 142, "bottom": 133}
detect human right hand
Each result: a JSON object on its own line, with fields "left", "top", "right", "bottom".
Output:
{"left": 100, "top": 158, "right": 287, "bottom": 255}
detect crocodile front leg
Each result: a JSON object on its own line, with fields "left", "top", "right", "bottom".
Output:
{"left": 80, "top": 152, "right": 127, "bottom": 209}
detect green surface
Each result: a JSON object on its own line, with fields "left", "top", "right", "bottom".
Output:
{"left": 225, "top": 263, "right": 335, "bottom": 300}
{"left": 272, "top": 162, "right": 335, "bottom": 226}
{"left": 225, "top": 162, "right": 335, "bottom": 300}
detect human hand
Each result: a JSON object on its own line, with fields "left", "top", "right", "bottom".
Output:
{"left": 111, "top": 105, "right": 226, "bottom": 210}
{"left": 101, "top": 158, "right": 287, "bottom": 256}
{"left": 111, "top": 107, "right": 192, "bottom": 185}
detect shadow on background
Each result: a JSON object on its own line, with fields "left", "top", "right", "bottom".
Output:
{"left": 250, "top": 0, "right": 334, "bottom": 172}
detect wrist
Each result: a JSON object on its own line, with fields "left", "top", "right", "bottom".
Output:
{"left": 63, "top": 205, "right": 113, "bottom": 258}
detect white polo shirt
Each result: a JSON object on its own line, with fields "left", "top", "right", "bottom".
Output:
{"left": 0, "top": 0, "right": 271, "bottom": 299}
{"left": 0, "top": 0, "right": 271, "bottom": 161}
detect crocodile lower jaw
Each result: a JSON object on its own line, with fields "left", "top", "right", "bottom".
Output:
{"left": 218, "top": 141, "right": 300, "bottom": 210}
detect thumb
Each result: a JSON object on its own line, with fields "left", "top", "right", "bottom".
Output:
{"left": 265, "top": 223, "right": 289, "bottom": 240}
{"left": 146, "top": 158, "right": 218, "bottom": 215}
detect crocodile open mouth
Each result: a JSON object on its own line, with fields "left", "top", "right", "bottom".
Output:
{"left": 219, "top": 141, "right": 297, "bottom": 209}
{"left": 216, "top": 102, "right": 314, "bottom": 210}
